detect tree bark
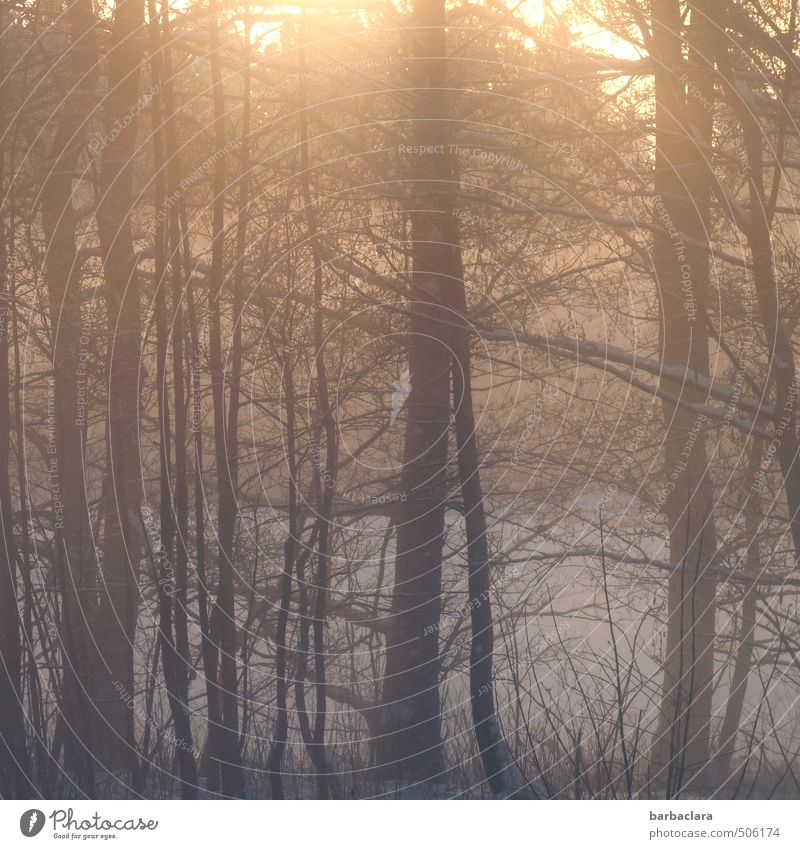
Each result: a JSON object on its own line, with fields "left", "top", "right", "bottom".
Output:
{"left": 377, "top": 0, "right": 454, "bottom": 789}
{"left": 37, "top": 0, "right": 103, "bottom": 792}
{"left": 714, "top": 444, "right": 761, "bottom": 792}
{"left": 267, "top": 356, "right": 298, "bottom": 799}
{"left": 651, "top": 0, "right": 718, "bottom": 796}
{"left": 298, "top": 12, "right": 332, "bottom": 798}
{"left": 95, "top": 0, "right": 147, "bottom": 786}
{"left": 708, "top": 9, "right": 800, "bottom": 563}
{"left": 206, "top": 0, "right": 245, "bottom": 797}
{"left": 147, "top": 0, "right": 198, "bottom": 797}
{"left": 448, "top": 235, "right": 537, "bottom": 798}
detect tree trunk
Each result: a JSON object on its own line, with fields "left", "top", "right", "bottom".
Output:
{"left": 37, "top": 0, "right": 102, "bottom": 792}
{"left": 0, "top": 209, "right": 33, "bottom": 797}
{"left": 95, "top": 0, "right": 147, "bottom": 786}
{"left": 651, "top": 0, "right": 718, "bottom": 796}
{"left": 267, "top": 356, "right": 298, "bottom": 799}
{"left": 377, "top": 0, "right": 454, "bottom": 789}
{"left": 709, "top": 11, "right": 800, "bottom": 563}
{"left": 206, "top": 0, "right": 244, "bottom": 796}
{"left": 714, "top": 442, "right": 761, "bottom": 792}
{"left": 147, "top": 0, "right": 198, "bottom": 796}
{"left": 298, "top": 12, "right": 332, "bottom": 798}
{"left": 448, "top": 236, "right": 537, "bottom": 798}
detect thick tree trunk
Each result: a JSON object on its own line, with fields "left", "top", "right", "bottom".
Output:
{"left": 36, "top": 0, "right": 104, "bottom": 791}
{"left": 95, "top": 0, "right": 147, "bottom": 785}
{"left": 708, "top": 15, "right": 800, "bottom": 562}
{"left": 651, "top": 0, "right": 718, "bottom": 796}
{"left": 377, "top": 0, "right": 454, "bottom": 789}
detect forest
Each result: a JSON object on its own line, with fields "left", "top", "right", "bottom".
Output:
{"left": 1, "top": 0, "right": 800, "bottom": 801}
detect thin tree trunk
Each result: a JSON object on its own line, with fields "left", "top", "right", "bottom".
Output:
{"left": 0, "top": 207, "right": 33, "bottom": 797}
{"left": 10, "top": 217, "right": 49, "bottom": 794}
{"left": 267, "top": 356, "right": 298, "bottom": 799}
{"left": 448, "top": 239, "right": 537, "bottom": 798}
{"left": 298, "top": 11, "right": 332, "bottom": 798}
{"left": 159, "top": 0, "right": 193, "bottom": 711}
{"left": 156, "top": 0, "right": 218, "bottom": 794}
{"left": 185, "top": 263, "right": 221, "bottom": 794}
{"left": 147, "top": 0, "right": 198, "bottom": 796}
{"left": 715, "top": 443, "right": 761, "bottom": 791}
{"left": 206, "top": 1, "right": 244, "bottom": 796}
